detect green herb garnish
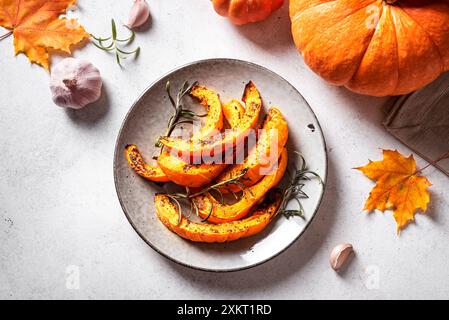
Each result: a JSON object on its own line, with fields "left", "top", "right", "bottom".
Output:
{"left": 91, "top": 19, "right": 140, "bottom": 66}
{"left": 277, "top": 151, "right": 322, "bottom": 219}
{"left": 166, "top": 168, "right": 251, "bottom": 224}
{"left": 155, "top": 80, "right": 207, "bottom": 147}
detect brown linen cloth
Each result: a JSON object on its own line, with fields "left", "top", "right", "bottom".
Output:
{"left": 383, "top": 72, "right": 449, "bottom": 176}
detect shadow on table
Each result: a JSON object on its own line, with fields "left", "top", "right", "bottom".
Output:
{"left": 231, "top": 3, "right": 294, "bottom": 53}
{"left": 65, "top": 82, "right": 110, "bottom": 124}
{"left": 163, "top": 155, "right": 340, "bottom": 291}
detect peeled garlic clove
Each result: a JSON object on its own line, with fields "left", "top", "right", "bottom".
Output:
{"left": 330, "top": 243, "right": 353, "bottom": 272}
{"left": 126, "top": 0, "right": 150, "bottom": 29}
{"left": 50, "top": 58, "right": 102, "bottom": 109}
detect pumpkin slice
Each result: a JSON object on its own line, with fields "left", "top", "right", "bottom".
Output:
{"left": 155, "top": 192, "right": 282, "bottom": 243}
{"left": 222, "top": 99, "right": 245, "bottom": 128}
{"left": 157, "top": 151, "right": 227, "bottom": 188}
{"left": 188, "top": 84, "right": 224, "bottom": 139}
{"left": 124, "top": 144, "right": 170, "bottom": 182}
{"left": 159, "top": 81, "right": 262, "bottom": 159}
{"left": 193, "top": 148, "right": 288, "bottom": 224}
{"left": 157, "top": 99, "right": 245, "bottom": 188}
{"left": 216, "top": 107, "right": 289, "bottom": 192}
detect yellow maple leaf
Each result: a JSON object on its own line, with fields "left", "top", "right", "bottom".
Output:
{"left": 356, "top": 150, "right": 432, "bottom": 233}
{"left": 0, "top": 0, "right": 90, "bottom": 70}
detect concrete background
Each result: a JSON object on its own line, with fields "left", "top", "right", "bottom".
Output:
{"left": 1, "top": 1, "right": 448, "bottom": 299}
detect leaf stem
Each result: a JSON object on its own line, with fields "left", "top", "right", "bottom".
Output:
{"left": 416, "top": 150, "right": 449, "bottom": 174}
{"left": 0, "top": 31, "right": 13, "bottom": 41}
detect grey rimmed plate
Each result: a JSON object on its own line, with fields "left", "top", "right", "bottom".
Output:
{"left": 114, "top": 59, "right": 327, "bottom": 272}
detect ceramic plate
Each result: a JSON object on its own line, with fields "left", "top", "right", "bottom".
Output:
{"left": 114, "top": 59, "right": 327, "bottom": 272}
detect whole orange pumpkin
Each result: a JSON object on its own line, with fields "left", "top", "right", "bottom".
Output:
{"left": 212, "top": 0, "right": 284, "bottom": 25}
{"left": 290, "top": 0, "right": 449, "bottom": 96}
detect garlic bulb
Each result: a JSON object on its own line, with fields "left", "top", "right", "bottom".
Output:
{"left": 50, "top": 58, "right": 102, "bottom": 109}
{"left": 126, "top": 0, "right": 150, "bottom": 29}
{"left": 330, "top": 243, "right": 354, "bottom": 272}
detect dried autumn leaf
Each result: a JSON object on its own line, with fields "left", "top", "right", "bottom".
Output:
{"left": 356, "top": 150, "right": 432, "bottom": 233}
{"left": 0, "top": 0, "right": 89, "bottom": 70}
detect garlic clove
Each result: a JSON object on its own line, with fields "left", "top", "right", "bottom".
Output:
{"left": 50, "top": 58, "right": 102, "bottom": 109}
{"left": 126, "top": 0, "right": 150, "bottom": 29}
{"left": 330, "top": 243, "right": 354, "bottom": 272}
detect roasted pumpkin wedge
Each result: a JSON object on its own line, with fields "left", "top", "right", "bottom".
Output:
{"left": 216, "top": 107, "right": 289, "bottom": 192}
{"left": 159, "top": 81, "right": 262, "bottom": 159}
{"left": 192, "top": 148, "right": 288, "bottom": 224}
{"left": 155, "top": 192, "right": 282, "bottom": 243}
{"left": 124, "top": 144, "right": 170, "bottom": 182}
{"left": 222, "top": 99, "right": 245, "bottom": 128}
{"left": 157, "top": 98, "right": 245, "bottom": 188}
{"left": 188, "top": 84, "right": 223, "bottom": 139}
{"left": 157, "top": 151, "right": 228, "bottom": 187}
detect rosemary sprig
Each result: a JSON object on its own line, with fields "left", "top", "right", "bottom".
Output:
{"left": 91, "top": 19, "right": 140, "bottom": 66}
{"left": 190, "top": 168, "right": 250, "bottom": 199}
{"left": 155, "top": 80, "right": 207, "bottom": 147}
{"left": 165, "top": 168, "right": 251, "bottom": 224}
{"left": 277, "top": 151, "right": 322, "bottom": 219}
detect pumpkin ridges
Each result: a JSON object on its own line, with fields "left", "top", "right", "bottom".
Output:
{"left": 400, "top": 2, "right": 449, "bottom": 71}
{"left": 347, "top": 5, "right": 400, "bottom": 96}
{"left": 290, "top": 0, "right": 449, "bottom": 96}
{"left": 344, "top": 0, "right": 384, "bottom": 86}
{"left": 390, "top": 7, "right": 443, "bottom": 95}
{"left": 290, "top": 0, "right": 336, "bottom": 21}
{"left": 398, "top": 8, "right": 444, "bottom": 74}
{"left": 301, "top": 3, "right": 379, "bottom": 85}
{"left": 292, "top": 0, "right": 378, "bottom": 52}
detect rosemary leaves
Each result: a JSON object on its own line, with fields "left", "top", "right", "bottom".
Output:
{"left": 166, "top": 168, "right": 251, "bottom": 224}
{"left": 91, "top": 19, "right": 140, "bottom": 66}
{"left": 155, "top": 81, "right": 206, "bottom": 147}
{"left": 277, "top": 152, "right": 322, "bottom": 219}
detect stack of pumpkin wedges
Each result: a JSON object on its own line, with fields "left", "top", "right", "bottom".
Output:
{"left": 125, "top": 82, "right": 290, "bottom": 243}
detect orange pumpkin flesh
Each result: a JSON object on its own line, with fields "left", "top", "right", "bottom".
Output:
{"left": 212, "top": 0, "right": 284, "bottom": 25}
{"left": 157, "top": 151, "right": 227, "bottom": 188}
{"left": 124, "top": 144, "right": 170, "bottom": 182}
{"left": 155, "top": 192, "right": 282, "bottom": 243}
{"left": 222, "top": 99, "right": 245, "bottom": 128}
{"left": 125, "top": 85, "right": 223, "bottom": 185}
{"left": 157, "top": 95, "right": 245, "bottom": 188}
{"left": 188, "top": 85, "right": 223, "bottom": 139}
{"left": 215, "top": 107, "right": 289, "bottom": 192}
{"left": 159, "top": 81, "right": 262, "bottom": 159}
{"left": 290, "top": 0, "right": 449, "bottom": 96}
{"left": 193, "top": 148, "right": 288, "bottom": 224}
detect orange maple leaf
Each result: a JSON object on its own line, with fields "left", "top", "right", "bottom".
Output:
{"left": 356, "top": 150, "right": 432, "bottom": 233}
{"left": 0, "top": 0, "right": 90, "bottom": 70}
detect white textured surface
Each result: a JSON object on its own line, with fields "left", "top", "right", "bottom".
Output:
{"left": 0, "top": 1, "right": 448, "bottom": 299}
